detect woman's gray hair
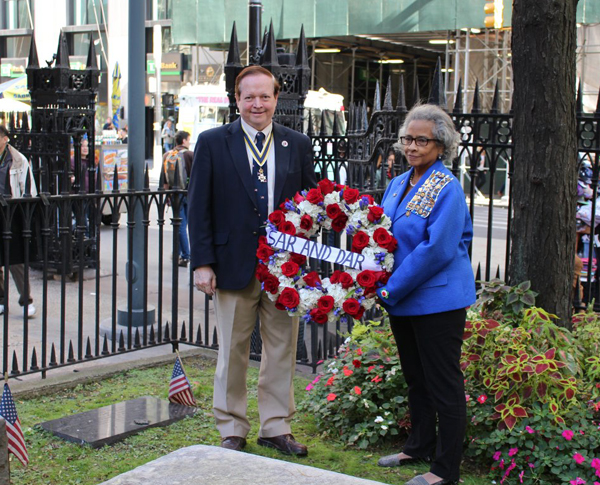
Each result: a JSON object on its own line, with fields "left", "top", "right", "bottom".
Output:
{"left": 396, "top": 104, "right": 460, "bottom": 161}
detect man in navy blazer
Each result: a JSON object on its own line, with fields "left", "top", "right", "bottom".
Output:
{"left": 188, "top": 65, "right": 316, "bottom": 455}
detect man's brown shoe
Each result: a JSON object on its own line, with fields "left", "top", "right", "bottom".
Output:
{"left": 221, "top": 436, "right": 247, "bottom": 451}
{"left": 257, "top": 434, "right": 308, "bottom": 456}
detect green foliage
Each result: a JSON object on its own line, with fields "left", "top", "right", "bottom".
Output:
{"left": 461, "top": 307, "right": 581, "bottom": 431}
{"left": 572, "top": 309, "right": 600, "bottom": 400}
{"left": 475, "top": 279, "right": 538, "bottom": 323}
{"left": 299, "top": 318, "right": 410, "bottom": 449}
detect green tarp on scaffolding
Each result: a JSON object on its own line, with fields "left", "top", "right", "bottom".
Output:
{"left": 172, "top": 0, "right": 600, "bottom": 46}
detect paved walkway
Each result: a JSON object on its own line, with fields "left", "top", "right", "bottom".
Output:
{"left": 99, "top": 445, "right": 388, "bottom": 485}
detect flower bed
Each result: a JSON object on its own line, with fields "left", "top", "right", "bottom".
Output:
{"left": 301, "top": 281, "right": 600, "bottom": 485}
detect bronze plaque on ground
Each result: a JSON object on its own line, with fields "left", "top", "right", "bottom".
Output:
{"left": 40, "top": 396, "right": 195, "bottom": 447}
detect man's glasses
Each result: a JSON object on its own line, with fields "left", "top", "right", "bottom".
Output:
{"left": 399, "top": 136, "right": 440, "bottom": 147}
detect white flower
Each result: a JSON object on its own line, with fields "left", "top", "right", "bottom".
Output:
{"left": 363, "top": 399, "right": 369, "bottom": 409}
{"left": 344, "top": 337, "right": 351, "bottom": 344}
{"left": 384, "top": 411, "right": 390, "bottom": 416}
{"left": 374, "top": 416, "right": 384, "bottom": 423}
{"left": 381, "top": 425, "right": 388, "bottom": 430}
{"left": 331, "top": 368, "right": 339, "bottom": 374}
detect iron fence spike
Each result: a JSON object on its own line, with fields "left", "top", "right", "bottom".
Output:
{"left": 320, "top": 110, "right": 328, "bottom": 136}
{"left": 86, "top": 33, "right": 99, "bottom": 70}
{"left": 226, "top": 22, "right": 242, "bottom": 67}
{"left": 118, "top": 330, "right": 125, "bottom": 351}
{"left": 396, "top": 74, "right": 407, "bottom": 112}
{"left": 576, "top": 81, "right": 584, "bottom": 115}
{"left": 453, "top": 79, "right": 463, "bottom": 113}
{"left": 383, "top": 76, "right": 393, "bottom": 111}
{"left": 134, "top": 328, "right": 141, "bottom": 348}
{"left": 49, "top": 344, "right": 57, "bottom": 366}
{"left": 196, "top": 325, "right": 202, "bottom": 345}
{"left": 295, "top": 25, "right": 309, "bottom": 67}
{"left": 67, "top": 341, "right": 75, "bottom": 363}
{"left": 180, "top": 321, "right": 187, "bottom": 342}
{"left": 164, "top": 322, "right": 171, "bottom": 342}
{"left": 428, "top": 57, "right": 447, "bottom": 109}
{"left": 373, "top": 80, "right": 381, "bottom": 112}
{"left": 11, "top": 351, "right": 20, "bottom": 375}
{"left": 332, "top": 110, "right": 340, "bottom": 136}
{"left": 491, "top": 81, "right": 500, "bottom": 113}
{"left": 471, "top": 80, "right": 481, "bottom": 113}
{"left": 260, "top": 20, "right": 279, "bottom": 67}
{"left": 30, "top": 348, "right": 39, "bottom": 371}
{"left": 27, "top": 34, "right": 39, "bottom": 69}
{"left": 102, "top": 335, "right": 109, "bottom": 355}
{"left": 85, "top": 337, "right": 92, "bottom": 359}
{"left": 149, "top": 324, "right": 156, "bottom": 345}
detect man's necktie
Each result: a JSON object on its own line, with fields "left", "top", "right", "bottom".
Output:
{"left": 253, "top": 131, "right": 268, "bottom": 234}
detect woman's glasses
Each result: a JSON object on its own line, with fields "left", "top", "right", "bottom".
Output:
{"left": 399, "top": 136, "right": 440, "bottom": 147}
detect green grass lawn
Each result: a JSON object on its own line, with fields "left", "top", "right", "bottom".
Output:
{"left": 9, "top": 355, "right": 491, "bottom": 485}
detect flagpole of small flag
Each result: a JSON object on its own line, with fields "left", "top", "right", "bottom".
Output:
{"left": 168, "top": 351, "right": 197, "bottom": 407}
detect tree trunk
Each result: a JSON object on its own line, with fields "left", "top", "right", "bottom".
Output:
{"left": 509, "top": 0, "right": 579, "bottom": 328}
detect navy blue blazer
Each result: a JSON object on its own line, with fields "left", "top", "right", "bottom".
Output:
{"left": 187, "top": 119, "right": 317, "bottom": 290}
{"left": 376, "top": 160, "right": 476, "bottom": 316}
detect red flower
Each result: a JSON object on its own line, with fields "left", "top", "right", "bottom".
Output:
{"left": 356, "top": 348, "right": 363, "bottom": 356}
{"left": 343, "top": 188, "right": 360, "bottom": 204}
{"left": 255, "top": 263, "right": 270, "bottom": 282}
{"left": 256, "top": 244, "right": 274, "bottom": 262}
{"left": 367, "top": 365, "right": 375, "bottom": 372}
{"left": 342, "top": 366, "right": 353, "bottom": 377}
{"left": 352, "top": 359, "right": 361, "bottom": 368}
{"left": 262, "top": 274, "right": 280, "bottom": 294}
{"left": 477, "top": 394, "right": 488, "bottom": 404}
{"left": 377, "top": 271, "right": 391, "bottom": 284}
{"left": 280, "top": 221, "right": 297, "bottom": 235}
{"left": 363, "top": 194, "right": 374, "bottom": 204}
{"left": 351, "top": 231, "right": 370, "bottom": 253}
{"left": 258, "top": 235, "right": 268, "bottom": 245}
{"left": 268, "top": 210, "right": 286, "bottom": 226}
{"left": 326, "top": 203, "right": 342, "bottom": 219}
{"left": 300, "top": 214, "right": 314, "bottom": 232}
{"left": 353, "top": 386, "right": 362, "bottom": 395}
{"left": 357, "top": 270, "right": 378, "bottom": 288}
{"left": 306, "top": 188, "right": 324, "bottom": 205}
{"left": 290, "top": 253, "right": 307, "bottom": 266}
{"left": 318, "top": 179, "right": 336, "bottom": 195}
{"left": 326, "top": 376, "right": 335, "bottom": 386}
{"left": 330, "top": 270, "right": 342, "bottom": 284}
{"left": 317, "top": 295, "right": 335, "bottom": 313}
{"left": 338, "top": 272, "right": 354, "bottom": 289}
{"left": 343, "top": 298, "right": 363, "bottom": 317}
{"left": 276, "top": 287, "right": 300, "bottom": 309}
{"left": 373, "top": 227, "right": 393, "bottom": 247}
{"left": 293, "top": 193, "right": 305, "bottom": 204}
{"left": 326, "top": 393, "right": 337, "bottom": 401}
{"left": 303, "top": 271, "right": 322, "bottom": 287}
{"left": 367, "top": 205, "right": 384, "bottom": 223}
{"left": 310, "top": 308, "right": 328, "bottom": 324}
{"left": 331, "top": 213, "right": 348, "bottom": 232}
{"left": 371, "top": 375, "right": 383, "bottom": 383}
{"left": 281, "top": 261, "right": 300, "bottom": 277}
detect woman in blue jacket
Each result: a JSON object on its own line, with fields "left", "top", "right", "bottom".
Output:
{"left": 376, "top": 104, "right": 476, "bottom": 485}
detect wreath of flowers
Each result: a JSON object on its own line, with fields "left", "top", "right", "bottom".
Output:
{"left": 255, "top": 179, "right": 397, "bottom": 325}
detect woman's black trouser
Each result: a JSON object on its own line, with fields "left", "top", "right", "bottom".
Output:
{"left": 389, "top": 308, "right": 467, "bottom": 481}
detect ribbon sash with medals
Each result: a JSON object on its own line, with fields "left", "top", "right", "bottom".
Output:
{"left": 243, "top": 129, "right": 273, "bottom": 183}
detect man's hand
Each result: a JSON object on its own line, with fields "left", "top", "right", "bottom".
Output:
{"left": 194, "top": 265, "right": 217, "bottom": 296}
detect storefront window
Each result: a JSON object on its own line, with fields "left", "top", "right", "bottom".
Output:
{"left": 68, "top": 0, "right": 108, "bottom": 26}
{"left": 5, "top": 34, "right": 28, "bottom": 57}
{"left": 146, "top": 0, "right": 172, "bottom": 21}
{"left": 1, "top": 0, "right": 33, "bottom": 29}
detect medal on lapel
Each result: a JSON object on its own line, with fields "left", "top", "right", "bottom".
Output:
{"left": 243, "top": 130, "right": 273, "bottom": 183}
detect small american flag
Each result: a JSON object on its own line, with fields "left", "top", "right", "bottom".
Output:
{"left": 168, "top": 356, "right": 196, "bottom": 407}
{"left": 0, "top": 383, "right": 28, "bottom": 466}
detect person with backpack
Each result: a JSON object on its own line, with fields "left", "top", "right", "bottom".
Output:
{"left": 163, "top": 130, "right": 193, "bottom": 267}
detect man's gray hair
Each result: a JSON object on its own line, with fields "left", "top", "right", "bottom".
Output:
{"left": 397, "top": 104, "right": 460, "bottom": 161}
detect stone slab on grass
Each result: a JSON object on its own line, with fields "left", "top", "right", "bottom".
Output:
{"left": 40, "top": 396, "right": 195, "bottom": 448}
{"left": 99, "top": 444, "right": 388, "bottom": 485}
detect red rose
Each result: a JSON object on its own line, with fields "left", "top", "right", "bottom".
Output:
{"left": 293, "top": 192, "right": 305, "bottom": 204}
{"left": 331, "top": 213, "right": 348, "bottom": 233}
{"left": 306, "top": 188, "right": 324, "bottom": 205}
{"left": 317, "top": 295, "right": 335, "bottom": 313}
{"left": 351, "top": 231, "right": 370, "bottom": 253}
{"left": 357, "top": 270, "right": 378, "bottom": 288}
{"left": 363, "top": 194, "right": 375, "bottom": 204}
{"left": 326, "top": 203, "right": 342, "bottom": 219}
{"left": 343, "top": 188, "right": 360, "bottom": 204}
{"left": 373, "top": 227, "right": 393, "bottom": 248}
{"left": 281, "top": 261, "right": 300, "bottom": 277}
{"left": 377, "top": 271, "right": 391, "bottom": 285}
{"left": 343, "top": 298, "right": 362, "bottom": 317}
{"left": 255, "top": 263, "right": 270, "bottom": 282}
{"left": 318, "top": 179, "right": 335, "bottom": 195}
{"left": 338, "top": 272, "right": 354, "bottom": 289}
{"left": 352, "top": 359, "right": 361, "bottom": 368}
{"left": 310, "top": 308, "right": 328, "bottom": 324}
{"left": 290, "top": 253, "right": 307, "bottom": 266}
{"left": 363, "top": 286, "right": 377, "bottom": 296}
{"left": 367, "top": 206, "right": 384, "bottom": 223}
{"left": 262, "top": 274, "right": 280, "bottom": 294}
{"left": 280, "top": 221, "right": 297, "bottom": 235}
{"left": 268, "top": 210, "right": 286, "bottom": 226}
{"left": 386, "top": 237, "right": 398, "bottom": 252}
{"left": 303, "top": 271, "right": 322, "bottom": 288}
{"left": 300, "top": 215, "right": 314, "bottom": 232}
{"left": 330, "top": 270, "right": 342, "bottom": 284}
{"left": 256, "top": 244, "right": 274, "bottom": 262}
{"left": 277, "top": 287, "right": 300, "bottom": 309}
{"left": 258, "top": 235, "right": 268, "bottom": 246}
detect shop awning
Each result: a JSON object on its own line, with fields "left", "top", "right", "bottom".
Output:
{"left": 0, "top": 76, "right": 30, "bottom": 103}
